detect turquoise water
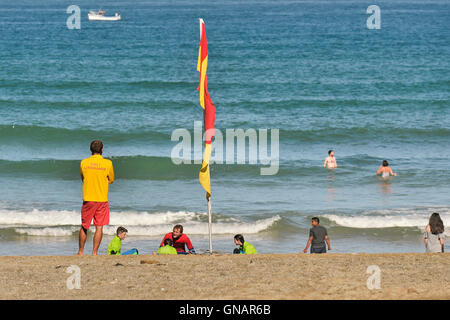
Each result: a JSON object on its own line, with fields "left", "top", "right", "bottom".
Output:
{"left": 0, "top": 0, "right": 449, "bottom": 255}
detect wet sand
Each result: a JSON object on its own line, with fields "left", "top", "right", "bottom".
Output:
{"left": 0, "top": 253, "right": 449, "bottom": 300}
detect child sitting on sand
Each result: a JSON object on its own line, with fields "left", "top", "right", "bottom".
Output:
{"left": 155, "top": 238, "right": 178, "bottom": 255}
{"left": 107, "top": 226, "right": 138, "bottom": 255}
{"left": 233, "top": 234, "right": 257, "bottom": 254}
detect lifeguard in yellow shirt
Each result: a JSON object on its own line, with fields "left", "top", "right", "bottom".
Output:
{"left": 77, "top": 140, "right": 115, "bottom": 256}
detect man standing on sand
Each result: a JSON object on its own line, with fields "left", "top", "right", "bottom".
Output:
{"left": 303, "top": 217, "right": 331, "bottom": 254}
{"left": 78, "top": 140, "right": 115, "bottom": 256}
{"left": 323, "top": 150, "right": 337, "bottom": 169}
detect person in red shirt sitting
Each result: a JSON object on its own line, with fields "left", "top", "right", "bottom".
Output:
{"left": 159, "top": 224, "right": 196, "bottom": 254}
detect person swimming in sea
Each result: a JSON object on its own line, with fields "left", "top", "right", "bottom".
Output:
{"left": 376, "top": 160, "right": 397, "bottom": 178}
{"left": 323, "top": 150, "right": 337, "bottom": 169}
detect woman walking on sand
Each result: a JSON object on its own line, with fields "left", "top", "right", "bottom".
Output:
{"left": 424, "top": 213, "right": 445, "bottom": 253}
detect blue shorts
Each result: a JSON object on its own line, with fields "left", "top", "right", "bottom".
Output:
{"left": 122, "top": 248, "right": 138, "bottom": 255}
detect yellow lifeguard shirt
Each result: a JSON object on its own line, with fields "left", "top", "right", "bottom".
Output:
{"left": 80, "top": 155, "right": 114, "bottom": 202}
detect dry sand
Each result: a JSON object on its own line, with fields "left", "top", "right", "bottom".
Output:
{"left": 0, "top": 253, "right": 449, "bottom": 300}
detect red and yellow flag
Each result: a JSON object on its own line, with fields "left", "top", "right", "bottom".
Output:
{"left": 197, "top": 19, "right": 216, "bottom": 199}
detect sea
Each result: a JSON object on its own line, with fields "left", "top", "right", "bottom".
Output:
{"left": 0, "top": 0, "right": 449, "bottom": 255}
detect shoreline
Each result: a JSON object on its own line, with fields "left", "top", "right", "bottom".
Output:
{"left": 1, "top": 253, "right": 449, "bottom": 300}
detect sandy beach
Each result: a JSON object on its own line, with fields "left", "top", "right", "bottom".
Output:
{"left": 0, "top": 253, "right": 448, "bottom": 300}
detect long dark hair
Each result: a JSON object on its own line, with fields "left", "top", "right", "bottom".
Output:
{"left": 429, "top": 212, "right": 444, "bottom": 234}
{"left": 234, "top": 234, "right": 245, "bottom": 244}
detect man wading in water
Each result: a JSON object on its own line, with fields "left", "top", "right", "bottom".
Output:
{"left": 323, "top": 150, "right": 337, "bottom": 169}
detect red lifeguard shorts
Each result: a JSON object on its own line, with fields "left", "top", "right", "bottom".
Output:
{"left": 81, "top": 201, "right": 110, "bottom": 230}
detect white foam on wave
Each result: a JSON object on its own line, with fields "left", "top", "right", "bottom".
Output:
{"left": 102, "top": 215, "right": 281, "bottom": 236}
{"left": 0, "top": 209, "right": 204, "bottom": 226}
{"left": 324, "top": 208, "right": 450, "bottom": 236}
{"left": 0, "top": 209, "right": 79, "bottom": 226}
{"left": 0, "top": 208, "right": 281, "bottom": 236}
{"left": 15, "top": 227, "right": 78, "bottom": 237}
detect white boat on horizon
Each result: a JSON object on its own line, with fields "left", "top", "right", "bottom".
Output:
{"left": 88, "top": 10, "right": 121, "bottom": 21}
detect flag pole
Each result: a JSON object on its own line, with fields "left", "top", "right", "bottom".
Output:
{"left": 208, "top": 196, "right": 213, "bottom": 254}
{"left": 198, "top": 17, "right": 214, "bottom": 255}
